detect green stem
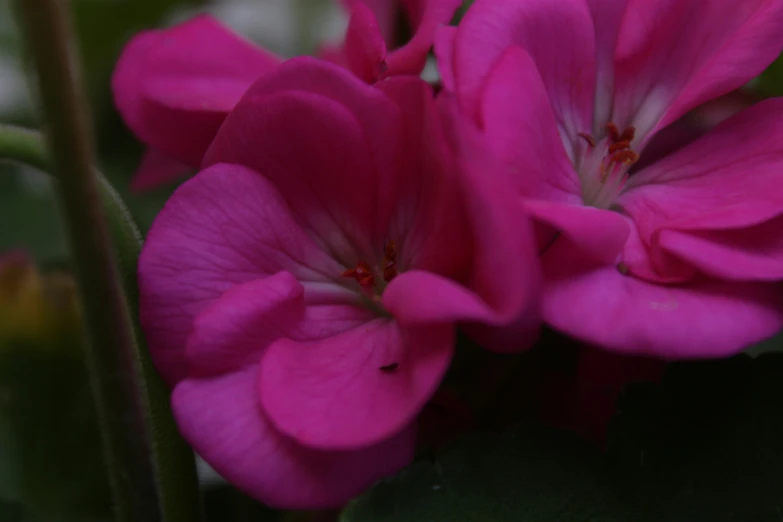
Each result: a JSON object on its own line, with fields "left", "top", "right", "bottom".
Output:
{"left": 15, "top": 2, "right": 201, "bottom": 521}
{"left": 0, "top": 125, "right": 204, "bottom": 522}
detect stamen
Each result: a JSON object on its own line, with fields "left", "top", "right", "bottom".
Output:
{"left": 617, "top": 262, "right": 630, "bottom": 275}
{"left": 576, "top": 122, "right": 640, "bottom": 209}
{"left": 610, "top": 150, "right": 639, "bottom": 165}
{"left": 608, "top": 140, "right": 632, "bottom": 154}
{"left": 342, "top": 240, "right": 400, "bottom": 294}
{"left": 619, "top": 126, "right": 636, "bottom": 142}
{"left": 382, "top": 241, "right": 398, "bottom": 282}
{"left": 578, "top": 132, "right": 596, "bottom": 148}
{"left": 343, "top": 261, "right": 374, "bottom": 289}
{"left": 606, "top": 122, "right": 620, "bottom": 142}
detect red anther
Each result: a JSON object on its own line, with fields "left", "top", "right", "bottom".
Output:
{"left": 343, "top": 261, "right": 374, "bottom": 288}
{"left": 607, "top": 122, "right": 620, "bottom": 142}
{"left": 382, "top": 240, "right": 398, "bottom": 282}
{"left": 611, "top": 150, "right": 640, "bottom": 165}
{"left": 383, "top": 262, "right": 398, "bottom": 283}
{"left": 619, "top": 126, "right": 636, "bottom": 142}
{"left": 578, "top": 132, "right": 597, "bottom": 148}
{"left": 384, "top": 241, "right": 396, "bottom": 261}
{"left": 608, "top": 139, "right": 632, "bottom": 154}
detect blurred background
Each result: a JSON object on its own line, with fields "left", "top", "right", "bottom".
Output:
{"left": 0, "top": 1, "right": 349, "bottom": 520}
{"left": 0, "top": 0, "right": 349, "bottom": 262}
{"left": 1, "top": 0, "right": 783, "bottom": 520}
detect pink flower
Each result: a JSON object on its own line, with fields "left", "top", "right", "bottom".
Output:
{"left": 439, "top": 0, "right": 783, "bottom": 358}
{"left": 324, "top": 0, "right": 462, "bottom": 82}
{"left": 112, "top": 1, "right": 459, "bottom": 192}
{"left": 138, "top": 58, "right": 539, "bottom": 508}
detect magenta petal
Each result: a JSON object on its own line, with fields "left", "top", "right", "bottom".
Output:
{"left": 542, "top": 240, "right": 783, "bottom": 358}
{"left": 525, "top": 200, "right": 630, "bottom": 264}
{"left": 205, "top": 90, "right": 382, "bottom": 260}
{"left": 130, "top": 148, "right": 190, "bottom": 192}
{"left": 618, "top": 99, "right": 783, "bottom": 281}
{"left": 344, "top": 2, "right": 388, "bottom": 83}
{"left": 341, "top": 0, "right": 398, "bottom": 44}
{"left": 112, "top": 15, "right": 281, "bottom": 167}
{"left": 139, "top": 163, "right": 340, "bottom": 384}
{"left": 173, "top": 368, "right": 416, "bottom": 509}
{"left": 453, "top": 0, "right": 595, "bottom": 136}
{"left": 384, "top": 271, "right": 509, "bottom": 324}
{"left": 375, "top": 77, "right": 470, "bottom": 278}
{"left": 624, "top": 99, "right": 783, "bottom": 225}
{"left": 259, "top": 319, "right": 453, "bottom": 449}
{"left": 211, "top": 57, "right": 402, "bottom": 162}
{"left": 112, "top": 29, "right": 161, "bottom": 135}
{"left": 657, "top": 219, "right": 783, "bottom": 282}
{"left": 432, "top": 95, "right": 541, "bottom": 351}
{"left": 481, "top": 46, "right": 581, "bottom": 199}
{"left": 186, "top": 273, "right": 305, "bottom": 376}
{"left": 385, "top": 0, "right": 462, "bottom": 77}
{"left": 614, "top": 0, "right": 783, "bottom": 140}
{"left": 585, "top": 0, "right": 630, "bottom": 126}
{"left": 204, "top": 59, "right": 404, "bottom": 258}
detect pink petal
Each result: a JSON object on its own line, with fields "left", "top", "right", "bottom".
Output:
{"left": 481, "top": 46, "right": 581, "bottom": 200}
{"left": 205, "top": 90, "right": 384, "bottom": 263}
{"left": 585, "top": 0, "right": 630, "bottom": 128}
{"left": 619, "top": 99, "right": 783, "bottom": 281}
{"left": 204, "top": 58, "right": 404, "bottom": 260}
{"left": 341, "top": 0, "right": 398, "bottom": 44}
{"left": 657, "top": 219, "right": 783, "bottom": 282}
{"left": 139, "top": 163, "right": 341, "bottom": 384}
{"left": 541, "top": 239, "right": 783, "bottom": 358}
{"left": 173, "top": 367, "right": 416, "bottom": 509}
{"left": 316, "top": 42, "right": 348, "bottom": 67}
{"left": 130, "top": 148, "right": 190, "bottom": 193}
{"left": 619, "top": 220, "right": 696, "bottom": 284}
{"left": 112, "top": 15, "right": 281, "bottom": 166}
{"left": 613, "top": 0, "right": 783, "bottom": 141}
{"left": 344, "top": 2, "right": 388, "bottom": 83}
{"left": 433, "top": 26, "right": 457, "bottom": 91}
{"left": 384, "top": 271, "right": 504, "bottom": 324}
{"left": 524, "top": 200, "right": 629, "bottom": 264}
{"left": 384, "top": 96, "right": 541, "bottom": 352}
{"left": 385, "top": 0, "right": 462, "bottom": 77}
{"left": 214, "top": 57, "right": 400, "bottom": 160}
{"left": 259, "top": 319, "right": 453, "bottom": 449}
{"left": 374, "top": 77, "right": 471, "bottom": 278}
{"left": 112, "top": 29, "right": 161, "bottom": 135}
{"left": 185, "top": 273, "right": 306, "bottom": 376}
{"left": 186, "top": 273, "right": 375, "bottom": 377}
{"left": 400, "top": 0, "right": 426, "bottom": 25}
{"left": 453, "top": 0, "right": 595, "bottom": 140}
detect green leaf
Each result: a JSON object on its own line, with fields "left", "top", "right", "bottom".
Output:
{"left": 0, "top": 125, "right": 202, "bottom": 522}
{"left": 756, "top": 51, "right": 783, "bottom": 97}
{"left": 0, "top": 340, "right": 112, "bottom": 518}
{"left": 342, "top": 424, "right": 623, "bottom": 522}
{"left": 343, "top": 355, "right": 783, "bottom": 522}
{"left": 203, "top": 486, "right": 283, "bottom": 522}
{"left": 0, "top": 167, "right": 66, "bottom": 262}
{"left": 607, "top": 354, "right": 783, "bottom": 522}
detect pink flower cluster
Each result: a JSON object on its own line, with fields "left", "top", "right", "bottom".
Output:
{"left": 115, "top": 0, "right": 783, "bottom": 509}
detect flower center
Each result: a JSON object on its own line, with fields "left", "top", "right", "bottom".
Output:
{"left": 576, "top": 123, "right": 640, "bottom": 209}
{"left": 342, "top": 240, "right": 399, "bottom": 297}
